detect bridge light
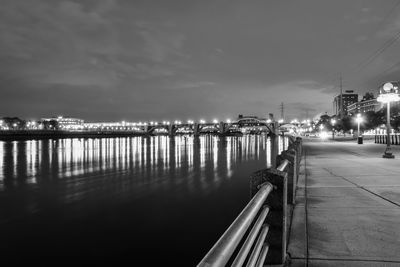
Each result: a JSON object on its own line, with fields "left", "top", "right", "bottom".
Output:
{"left": 213, "top": 119, "right": 218, "bottom": 124}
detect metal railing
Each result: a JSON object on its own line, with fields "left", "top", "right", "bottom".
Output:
{"left": 197, "top": 133, "right": 303, "bottom": 267}
{"left": 197, "top": 159, "right": 290, "bottom": 267}
{"left": 375, "top": 133, "right": 400, "bottom": 145}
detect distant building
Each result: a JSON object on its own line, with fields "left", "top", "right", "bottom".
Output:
{"left": 347, "top": 98, "right": 381, "bottom": 115}
{"left": 333, "top": 90, "right": 358, "bottom": 117}
{"left": 359, "top": 98, "right": 380, "bottom": 113}
{"left": 347, "top": 102, "right": 359, "bottom": 115}
{"left": 41, "top": 116, "right": 84, "bottom": 130}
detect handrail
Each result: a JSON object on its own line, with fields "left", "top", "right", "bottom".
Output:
{"left": 276, "top": 159, "right": 289, "bottom": 172}
{"left": 197, "top": 183, "right": 273, "bottom": 267}
{"left": 231, "top": 206, "right": 270, "bottom": 267}
{"left": 255, "top": 244, "right": 269, "bottom": 267}
{"left": 246, "top": 224, "right": 269, "bottom": 267}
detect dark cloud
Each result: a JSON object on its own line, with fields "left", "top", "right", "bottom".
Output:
{"left": 1, "top": 0, "right": 400, "bottom": 121}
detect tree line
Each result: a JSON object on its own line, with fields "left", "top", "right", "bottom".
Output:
{"left": 316, "top": 105, "right": 400, "bottom": 133}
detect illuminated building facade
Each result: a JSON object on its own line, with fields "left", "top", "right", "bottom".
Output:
{"left": 41, "top": 116, "right": 84, "bottom": 130}
{"left": 333, "top": 90, "right": 358, "bottom": 117}
{"left": 348, "top": 98, "right": 381, "bottom": 115}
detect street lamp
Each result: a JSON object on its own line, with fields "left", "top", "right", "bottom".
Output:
{"left": 355, "top": 114, "right": 363, "bottom": 144}
{"left": 377, "top": 81, "right": 400, "bottom": 158}
{"left": 331, "top": 118, "right": 336, "bottom": 140}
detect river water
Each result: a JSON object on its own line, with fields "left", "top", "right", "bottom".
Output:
{"left": 0, "top": 134, "right": 286, "bottom": 265}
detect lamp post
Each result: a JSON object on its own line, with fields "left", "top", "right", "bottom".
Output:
{"left": 377, "top": 82, "right": 400, "bottom": 158}
{"left": 331, "top": 118, "right": 336, "bottom": 140}
{"left": 355, "top": 114, "right": 363, "bottom": 144}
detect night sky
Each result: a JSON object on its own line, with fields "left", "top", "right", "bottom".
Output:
{"left": 1, "top": 0, "right": 400, "bottom": 121}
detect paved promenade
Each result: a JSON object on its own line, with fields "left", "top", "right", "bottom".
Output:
{"left": 288, "top": 138, "right": 400, "bottom": 266}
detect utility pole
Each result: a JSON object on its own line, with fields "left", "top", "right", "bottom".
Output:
{"left": 280, "top": 102, "right": 284, "bottom": 122}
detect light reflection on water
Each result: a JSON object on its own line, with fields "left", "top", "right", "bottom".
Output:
{"left": 0, "top": 134, "right": 288, "bottom": 264}
{"left": 1, "top": 136, "right": 285, "bottom": 186}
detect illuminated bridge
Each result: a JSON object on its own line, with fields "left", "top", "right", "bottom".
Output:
{"left": 83, "top": 116, "right": 276, "bottom": 136}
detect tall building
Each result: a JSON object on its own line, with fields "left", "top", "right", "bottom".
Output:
{"left": 333, "top": 90, "right": 358, "bottom": 117}
{"left": 347, "top": 102, "right": 359, "bottom": 115}
{"left": 347, "top": 93, "right": 382, "bottom": 115}
{"left": 359, "top": 98, "right": 381, "bottom": 113}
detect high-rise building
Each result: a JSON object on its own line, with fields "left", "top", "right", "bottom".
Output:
{"left": 333, "top": 90, "right": 358, "bottom": 117}
{"left": 347, "top": 93, "right": 382, "bottom": 115}
{"left": 359, "top": 98, "right": 381, "bottom": 113}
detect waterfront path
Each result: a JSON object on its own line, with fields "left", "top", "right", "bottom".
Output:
{"left": 288, "top": 138, "right": 400, "bottom": 266}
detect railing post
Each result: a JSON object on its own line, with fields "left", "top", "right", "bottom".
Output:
{"left": 250, "top": 168, "right": 288, "bottom": 265}
{"left": 277, "top": 149, "right": 297, "bottom": 205}
{"left": 264, "top": 168, "right": 287, "bottom": 264}
{"left": 270, "top": 122, "right": 279, "bottom": 168}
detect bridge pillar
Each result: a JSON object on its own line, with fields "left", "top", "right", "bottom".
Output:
{"left": 168, "top": 125, "right": 174, "bottom": 136}
{"left": 218, "top": 121, "right": 225, "bottom": 134}
{"left": 193, "top": 123, "right": 200, "bottom": 136}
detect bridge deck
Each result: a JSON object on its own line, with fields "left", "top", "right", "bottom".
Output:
{"left": 288, "top": 138, "right": 400, "bottom": 266}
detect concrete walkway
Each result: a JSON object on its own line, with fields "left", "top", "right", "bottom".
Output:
{"left": 288, "top": 138, "right": 400, "bottom": 267}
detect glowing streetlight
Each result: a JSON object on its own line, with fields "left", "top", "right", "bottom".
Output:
{"left": 213, "top": 119, "right": 218, "bottom": 124}
{"left": 278, "top": 119, "right": 284, "bottom": 124}
{"left": 331, "top": 118, "right": 336, "bottom": 140}
{"left": 355, "top": 114, "right": 363, "bottom": 144}
{"left": 226, "top": 119, "right": 231, "bottom": 123}
{"left": 377, "top": 81, "right": 400, "bottom": 158}
{"left": 199, "top": 119, "right": 206, "bottom": 124}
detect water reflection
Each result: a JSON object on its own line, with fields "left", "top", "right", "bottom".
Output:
{"left": 0, "top": 134, "right": 291, "bottom": 265}
{"left": 0, "top": 135, "right": 288, "bottom": 206}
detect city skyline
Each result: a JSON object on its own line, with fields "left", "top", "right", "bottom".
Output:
{"left": 1, "top": 1, "right": 400, "bottom": 121}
